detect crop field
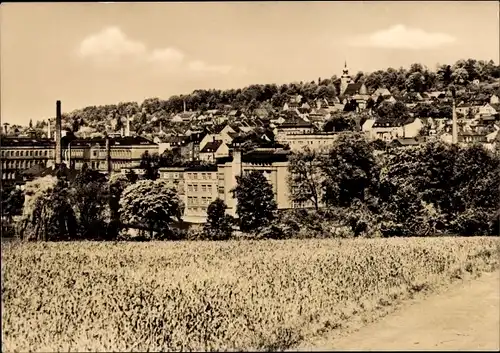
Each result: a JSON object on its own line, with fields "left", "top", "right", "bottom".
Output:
{"left": 2, "top": 237, "right": 499, "bottom": 352}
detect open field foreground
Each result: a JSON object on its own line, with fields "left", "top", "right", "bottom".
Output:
{"left": 2, "top": 237, "right": 500, "bottom": 352}
{"left": 298, "top": 269, "right": 500, "bottom": 351}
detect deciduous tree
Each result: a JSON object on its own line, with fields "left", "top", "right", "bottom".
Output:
{"left": 231, "top": 170, "right": 277, "bottom": 233}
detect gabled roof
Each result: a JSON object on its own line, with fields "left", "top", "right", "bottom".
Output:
{"left": 489, "top": 103, "right": 500, "bottom": 112}
{"left": 373, "top": 88, "right": 392, "bottom": 97}
{"left": 0, "top": 137, "right": 55, "bottom": 147}
{"left": 200, "top": 140, "right": 223, "bottom": 153}
{"left": 21, "top": 163, "right": 47, "bottom": 176}
{"left": 391, "top": 137, "right": 425, "bottom": 146}
{"left": 343, "top": 82, "right": 363, "bottom": 96}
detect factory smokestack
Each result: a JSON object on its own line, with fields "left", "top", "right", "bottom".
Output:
{"left": 452, "top": 99, "right": 458, "bottom": 144}
{"left": 47, "top": 119, "right": 51, "bottom": 139}
{"left": 55, "top": 100, "right": 62, "bottom": 166}
{"left": 126, "top": 115, "right": 131, "bottom": 137}
{"left": 106, "top": 136, "right": 112, "bottom": 174}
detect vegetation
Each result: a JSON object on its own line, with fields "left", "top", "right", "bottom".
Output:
{"left": 2, "top": 237, "right": 498, "bottom": 352}
{"left": 231, "top": 170, "right": 277, "bottom": 233}
{"left": 13, "top": 58, "right": 495, "bottom": 137}
{"left": 202, "top": 199, "right": 233, "bottom": 241}
{"left": 119, "top": 180, "right": 184, "bottom": 240}
{"left": 286, "top": 132, "right": 500, "bottom": 238}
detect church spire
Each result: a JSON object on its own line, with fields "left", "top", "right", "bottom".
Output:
{"left": 342, "top": 60, "right": 349, "bottom": 76}
{"left": 29, "top": 119, "right": 33, "bottom": 128}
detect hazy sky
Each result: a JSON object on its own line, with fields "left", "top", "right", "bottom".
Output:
{"left": 1, "top": 1, "right": 499, "bottom": 125}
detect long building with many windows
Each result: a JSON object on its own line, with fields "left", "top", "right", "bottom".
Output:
{"left": 0, "top": 135, "right": 158, "bottom": 185}
{"left": 159, "top": 145, "right": 303, "bottom": 223}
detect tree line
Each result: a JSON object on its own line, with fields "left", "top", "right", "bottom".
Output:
{"left": 7, "top": 131, "right": 499, "bottom": 242}
{"left": 20, "top": 58, "right": 497, "bottom": 137}
{"left": 285, "top": 134, "right": 500, "bottom": 238}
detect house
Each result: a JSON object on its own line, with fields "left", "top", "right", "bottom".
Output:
{"left": 199, "top": 123, "right": 238, "bottom": 150}
{"left": 277, "top": 132, "right": 342, "bottom": 151}
{"left": 273, "top": 119, "right": 315, "bottom": 141}
{"left": 476, "top": 103, "right": 500, "bottom": 119}
{"left": 390, "top": 137, "right": 426, "bottom": 148}
{"left": 199, "top": 140, "right": 229, "bottom": 162}
{"left": 366, "top": 118, "right": 424, "bottom": 141}
{"left": 490, "top": 95, "right": 499, "bottom": 105}
{"left": 456, "top": 102, "right": 481, "bottom": 117}
{"left": 254, "top": 108, "right": 269, "bottom": 119}
{"left": 458, "top": 131, "right": 488, "bottom": 144}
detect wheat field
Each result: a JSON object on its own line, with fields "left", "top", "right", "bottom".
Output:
{"left": 2, "top": 237, "right": 499, "bottom": 352}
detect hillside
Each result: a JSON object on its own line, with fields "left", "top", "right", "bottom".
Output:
{"left": 16, "top": 58, "right": 500, "bottom": 137}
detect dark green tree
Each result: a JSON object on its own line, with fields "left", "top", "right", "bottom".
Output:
{"left": 203, "top": 198, "right": 233, "bottom": 240}
{"left": 321, "top": 132, "right": 379, "bottom": 208}
{"left": 231, "top": 170, "right": 277, "bottom": 233}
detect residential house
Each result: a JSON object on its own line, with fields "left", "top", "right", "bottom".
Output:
{"left": 371, "top": 88, "right": 392, "bottom": 102}
{"left": 199, "top": 123, "right": 238, "bottom": 150}
{"left": 390, "top": 137, "right": 426, "bottom": 148}
{"left": 477, "top": 103, "right": 500, "bottom": 117}
{"left": 277, "top": 131, "right": 342, "bottom": 151}
{"left": 365, "top": 118, "right": 424, "bottom": 141}
{"left": 456, "top": 102, "right": 481, "bottom": 117}
{"left": 273, "top": 119, "right": 315, "bottom": 141}
{"left": 199, "top": 140, "right": 230, "bottom": 162}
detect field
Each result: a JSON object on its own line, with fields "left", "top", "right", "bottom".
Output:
{"left": 2, "top": 237, "right": 499, "bottom": 352}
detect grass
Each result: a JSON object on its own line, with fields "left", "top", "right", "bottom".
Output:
{"left": 2, "top": 237, "right": 499, "bottom": 352}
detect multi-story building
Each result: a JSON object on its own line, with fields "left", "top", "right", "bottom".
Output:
{"left": 61, "top": 136, "right": 158, "bottom": 172}
{"left": 0, "top": 138, "right": 55, "bottom": 184}
{"left": 159, "top": 146, "right": 294, "bottom": 223}
{"left": 276, "top": 132, "right": 341, "bottom": 151}
{"left": 0, "top": 135, "right": 158, "bottom": 183}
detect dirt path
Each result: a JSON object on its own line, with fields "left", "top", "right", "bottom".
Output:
{"left": 303, "top": 270, "right": 500, "bottom": 351}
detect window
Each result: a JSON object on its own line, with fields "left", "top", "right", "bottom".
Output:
{"left": 174, "top": 173, "right": 179, "bottom": 179}
{"left": 202, "top": 173, "right": 207, "bottom": 180}
{"left": 15, "top": 151, "right": 19, "bottom": 157}
{"left": 187, "top": 184, "right": 192, "bottom": 192}
{"left": 193, "top": 173, "right": 198, "bottom": 179}
{"left": 193, "top": 184, "right": 198, "bottom": 192}
{"left": 202, "top": 185, "right": 207, "bottom": 192}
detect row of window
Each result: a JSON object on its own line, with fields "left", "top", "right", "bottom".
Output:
{"left": 286, "top": 139, "right": 335, "bottom": 145}
{"left": 2, "top": 160, "right": 41, "bottom": 169}
{"left": 2, "top": 172, "right": 18, "bottom": 180}
{"left": 186, "top": 196, "right": 213, "bottom": 206}
{"left": 185, "top": 172, "right": 215, "bottom": 180}
{"left": 1, "top": 149, "right": 50, "bottom": 157}
{"left": 185, "top": 207, "right": 205, "bottom": 213}
{"left": 162, "top": 172, "right": 181, "bottom": 179}
{"left": 187, "top": 184, "right": 214, "bottom": 193}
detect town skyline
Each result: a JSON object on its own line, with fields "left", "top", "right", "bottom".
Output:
{"left": 1, "top": 1, "right": 499, "bottom": 125}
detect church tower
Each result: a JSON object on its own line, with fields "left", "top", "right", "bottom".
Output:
{"left": 340, "top": 61, "right": 352, "bottom": 96}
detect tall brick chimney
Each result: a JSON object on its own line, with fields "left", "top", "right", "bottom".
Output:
{"left": 125, "top": 115, "right": 131, "bottom": 137}
{"left": 106, "top": 136, "right": 112, "bottom": 174}
{"left": 55, "top": 100, "right": 62, "bottom": 166}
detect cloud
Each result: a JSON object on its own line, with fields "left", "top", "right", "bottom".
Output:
{"left": 349, "top": 24, "right": 457, "bottom": 50}
{"left": 187, "top": 60, "right": 233, "bottom": 75}
{"left": 77, "top": 26, "right": 146, "bottom": 62}
{"left": 148, "top": 48, "right": 185, "bottom": 65}
{"left": 77, "top": 26, "right": 237, "bottom": 75}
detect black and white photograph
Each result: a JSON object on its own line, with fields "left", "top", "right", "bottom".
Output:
{"left": 1, "top": 1, "right": 499, "bottom": 351}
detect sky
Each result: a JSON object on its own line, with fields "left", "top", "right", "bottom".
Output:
{"left": 1, "top": 1, "right": 499, "bottom": 125}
